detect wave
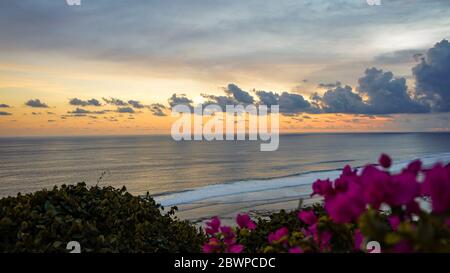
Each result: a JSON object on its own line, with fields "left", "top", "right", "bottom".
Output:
{"left": 155, "top": 152, "right": 450, "bottom": 207}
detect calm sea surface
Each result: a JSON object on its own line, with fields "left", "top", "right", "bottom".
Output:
{"left": 0, "top": 133, "right": 449, "bottom": 198}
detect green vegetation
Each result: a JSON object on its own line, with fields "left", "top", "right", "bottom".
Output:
{"left": 0, "top": 183, "right": 204, "bottom": 253}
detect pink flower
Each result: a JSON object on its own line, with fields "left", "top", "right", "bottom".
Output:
{"left": 325, "top": 181, "right": 366, "bottom": 223}
{"left": 289, "top": 246, "right": 303, "bottom": 253}
{"left": 268, "top": 227, "right": 289, "bottom": 244}
{"left": 227, "top": 244, "right": 244, "bottom": 253}
{"left": 236, "top": 214, "right": 257, "bottom": 230}
{"left": 386, "top": 172, "right": 420, "bottom": 206}
{"left": 421, "top": 164, "right": 450, "bottom": 214}
{"left": 354, "top": 230, "right": 364, "bottom": 251}
{"left": 298, "top": 210, "right": 317, "bottom": 226}
{"left": 311, "top": 179, "right": 333, "bottom": 198}
{"left": 379, "top": 153, "right": 392, "bottom": 168}
{"left": 361, "top": 165, "right": 390, "bottom": 209}
{"left": 220, "top": 226, "right": 237, "bottom": 245}
{"left": 202, "top": 238, "right": 221, "bottom": 253}
{"left": 205, "top": 216, "right": 221, "bottom": 235}
{"left": 388, "top": 215, "right": 401, "bottom": 231}
{"left": 405, "top": 159, "right": 422, "bottom": 174}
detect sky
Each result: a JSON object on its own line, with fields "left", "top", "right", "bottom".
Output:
{"left": 0, "top": 0, "right": 449, "bottom": 136}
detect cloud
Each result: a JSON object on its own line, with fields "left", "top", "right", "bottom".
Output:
{"left": 102, "top": 97, "right": 128, "bottom": 106}
{"left": 201, "top": 94, "right": 236, "bottom": 109}
{"left": 168, "top": 94, "right": 194, "bottom": 109}
{"left": 278, "top": 92, "right": 314, "bottom": 114}
{"left": 255, "top": 91, "right": 279, "bottom": 106}
{"left": 25, "top": 99, "right": 49, "bottom": 108}
{"left": 148, "top": 103, "right": 167, "bottom": 116}
{"left": 318, "top": 81, "right": 341, "bottom": 89}
{"left": 69, "top": 98, "right": 102, "bottom": 107}
{"left": 224, "top": 84, "right": 254, "bottom": 104}
{"left": 0, "top": 111, "right": 12, "bottom": 116}
{"left": 316, "top": 85, "right": 367, "bottom": 113}
{"left": 357, "top": 67, "right": 429, "bottom": 114}
{"left": 116, "top": 107, "right": 135, "bottom": 113}
{"left": 67, "top": 108, "right": 108, "bottom": 115}
{"left": 255, "top": 89, "right": 316, "bottom": 114}
{"left": 128, "top": 100, "right": 145, "bottom": 109}
{"left": 413, "top": 39, "right": 450, "bottom": 112}
{"left": 0, "top": 103, "right": 10, "bottom": 108}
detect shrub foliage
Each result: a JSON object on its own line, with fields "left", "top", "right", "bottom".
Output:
{"left": 0, "top": 183, "right": 204, "bottom": 253}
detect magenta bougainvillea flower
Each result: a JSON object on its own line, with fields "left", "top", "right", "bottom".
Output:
{"left": 202, "top": 217, "right": 245, "bottom": 253}
{"left": 227, "top": 244, "right": 244, "bottom": 253}
{"left": 421, "top": 164, "right": 450, "bottom": 214}
{"left": 289, "top": 246, "right": 303, "bottom": 253}
{"left": 236, "top": 214, "right": 257, "bottom": 230}
{"left": 386, "top": 172, "right": 420, "bottom": 206}
{"left": 205, "top": 216, "right": 221, "bottom": 235}
{"left": 405, "top": 159, "right": 422, "bottom": 174}
{"left": 311, "top": 178, "right": 333, "bottom": 198}
{"left": 388, "top": 215, "right": 401, "bottom": 231}
{"left": 379, "top": 153, "right": 392, "bottom": 168}
{"left": 325, "top": 181, "right": 366, "bottom": 223}
{"left": 268, "top": 227, "right": 289, "bottom": 244}
{"left": 202, "top": 238, "right": 221, "bottom": 253}
{"left": 298, "top": 210, "right": 317, "bottom": 226}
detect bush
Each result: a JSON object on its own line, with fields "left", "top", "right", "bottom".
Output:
{"left": 0, "top": 183, "right": 205, "bottom": 253}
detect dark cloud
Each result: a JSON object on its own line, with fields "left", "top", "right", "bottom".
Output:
{"left": 25, "top": 99, "right": 49, "bottom": 108}
{"left": 128, "top": 100, "right": 145, "bottom": 109}
{"left": 357, "top": 67, "right": 429, "bottom": 114}
{"left": 148, "top": 103, "right": 167, "bottom": 116}
{"left": 318, "top": 81, "right": 341, "bottom": 89}
{"left": 102, "top": 97, "right": 128, "bottom": 106}
{"left": 255, "top": 91, "right": 279, "bottom": 106}
{"left": 168, "top": 94, "right": 194, "bottom": 109}
{"left": 67, "top": 108, "right": 108, "bottom": 115}
{"left": 224, "top": 84, "right": 254, "bottom": 104}
{"left": 0, "top": 103, "right": 10, "bottom": 108}
{"left": 278, "top": 92, "right": 314, "bottom": 114}
{"left": 116, "top": 107, "right": 135, "bottom": 113}
{"left": 201, "top": 94, "right": 236, "bottom": 110}
{"left": 315, "top": 85, "right": 367, "bottom": 114}
{"left": 255, "top": 89, "right": 316, "bottom": 114}
{"left": 69, "top": 98, "right": 102, "bottom": 107}
{"left": 413, "top": 39, "right": 450, "bottom": 112}
{"left": 0, "top": 111, "right": 12, "bottom": 116}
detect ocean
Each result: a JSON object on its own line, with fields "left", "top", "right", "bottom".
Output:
{"left": 1, "top": 133, "right": 450, "bottom": 218}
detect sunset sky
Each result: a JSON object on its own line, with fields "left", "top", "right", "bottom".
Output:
{"left": 1, "top": 0, "right": 450, "bottom": 136}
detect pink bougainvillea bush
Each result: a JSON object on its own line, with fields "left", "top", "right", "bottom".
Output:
{"left": 203, "top": 154, "right": 450, "bottom": 253}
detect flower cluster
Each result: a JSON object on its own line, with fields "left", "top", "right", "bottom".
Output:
{"left": 313, "top": 154, "right": 450, "bottom": 222}
{"left": 203, "top": 154, "right": 450, "bottom": 253}
{"left": 202, "top": 214, "right": 256, "bottom": 253}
